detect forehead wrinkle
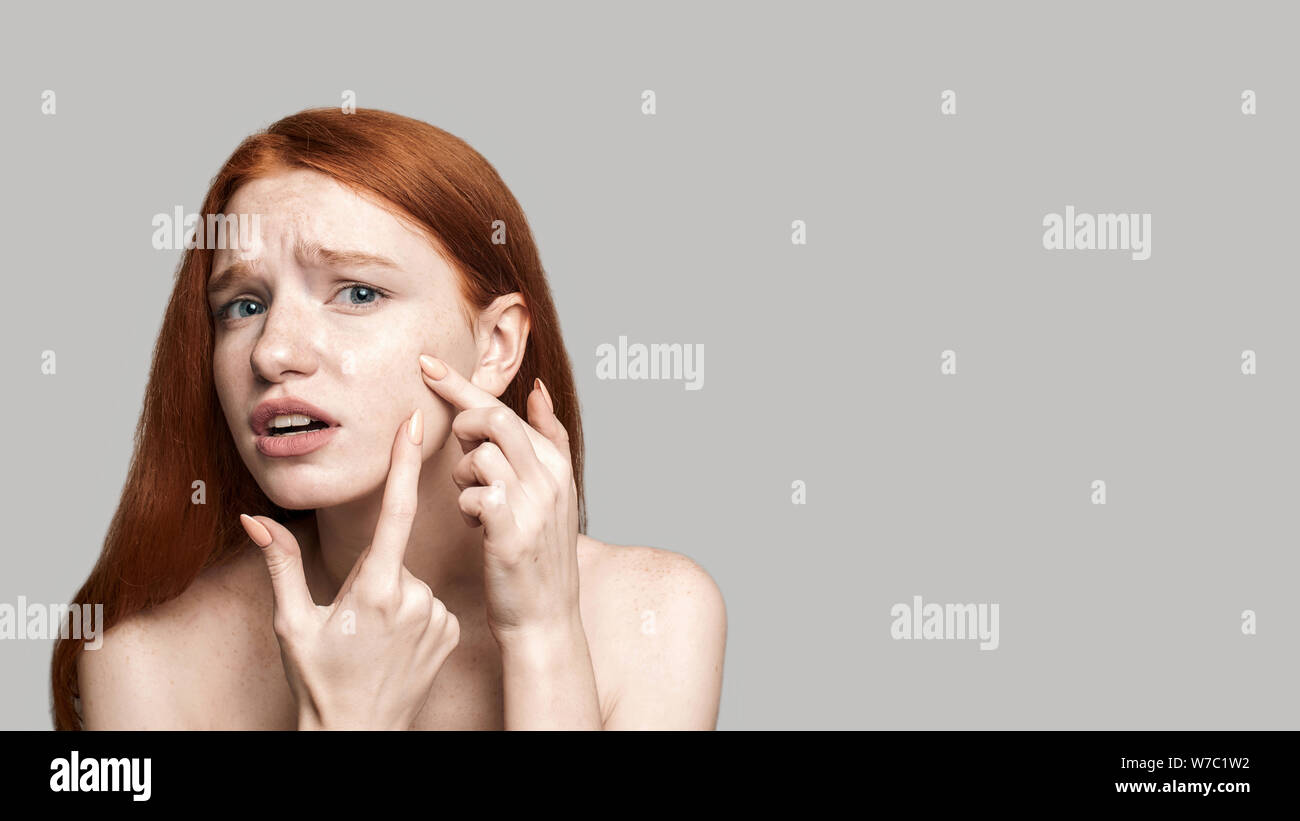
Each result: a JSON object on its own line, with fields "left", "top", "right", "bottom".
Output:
{"left": 294, "top": 237, "right": 402, "bottom": 272}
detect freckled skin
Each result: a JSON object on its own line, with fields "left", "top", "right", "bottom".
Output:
{"left": 210, "top": 168, "right": 474, "bottom": 511}
{"left": 75, "top": 168, "right": 727, "bottom": 731}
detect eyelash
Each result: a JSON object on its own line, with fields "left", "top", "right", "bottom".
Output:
{"left": 212, "top": 283, "right": 391, "bottom": 324}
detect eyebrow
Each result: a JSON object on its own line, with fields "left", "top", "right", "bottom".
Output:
{"left": 207, "top": 240, "right": 402, "bottom": 297}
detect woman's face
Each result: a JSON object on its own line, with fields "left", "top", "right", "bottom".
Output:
{"left": 208, "top": 167, "right": 477, "bottom": 510}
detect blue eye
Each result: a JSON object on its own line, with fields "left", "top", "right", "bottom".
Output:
{"left": 338, "top": 285, "right": 382, "bottom": 305}
{"left": 212, "top": 283, "right": 388, "bottom": 325}
{"left": 215, "top": 299, "right": 265, "bottom": 322}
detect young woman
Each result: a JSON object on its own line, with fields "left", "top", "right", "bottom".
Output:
{"left": 51, "top": 107, "right": 726, "bottom": 730}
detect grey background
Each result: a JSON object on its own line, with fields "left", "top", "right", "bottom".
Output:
{"left": 2, "top": 0, "right": 1297, "bottom": 729}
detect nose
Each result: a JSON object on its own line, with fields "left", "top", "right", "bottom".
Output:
{"left": 249, "top": 296, "right": 321, "bottom": 383}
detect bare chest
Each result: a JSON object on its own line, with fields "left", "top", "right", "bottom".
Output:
{"left": 198, "top": 541, "right": 621, "bottom": 730}
{"left": 222, "top": 613, "right": 513, "bottom": 730}
{"left": 204, "top": 593, "right": 616, "bottom": 730}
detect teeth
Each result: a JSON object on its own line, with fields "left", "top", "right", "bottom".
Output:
{"left": 269, "top": 413, "right": 318, "bottom": 430}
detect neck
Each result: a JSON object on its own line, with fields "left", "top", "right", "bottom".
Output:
{"left": 300, "top": 442, "right": 486, "bottom": 605}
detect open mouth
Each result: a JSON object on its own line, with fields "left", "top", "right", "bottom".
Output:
{"left": 266, "top": 414, "right": 333, "bottom": 437}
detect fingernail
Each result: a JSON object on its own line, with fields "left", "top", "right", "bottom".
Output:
{"left": 420, "top": 355, "right": 447, "bottom": 379}
{"left": 239, "top": 514, "right": 273, "bottom": 548}
{"left": 407, "top": 408, "right": 424, "bottom": 445}
{"left": 534, "top": 377, "right": 554, "bottom": 413}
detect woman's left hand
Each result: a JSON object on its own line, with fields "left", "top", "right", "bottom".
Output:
{"left": 418, "top": 354, "right": 581, "bottom": 647}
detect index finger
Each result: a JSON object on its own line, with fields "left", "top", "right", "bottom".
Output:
{"left": 419, "top": 355, "right": 504, "bottom": 411}
{"left": 359, "top": 408, "right": 425, "bottom": 585}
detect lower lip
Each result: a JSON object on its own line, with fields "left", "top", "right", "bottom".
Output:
{"left": 255, "top": 426, "right": 340, "bottom": 457}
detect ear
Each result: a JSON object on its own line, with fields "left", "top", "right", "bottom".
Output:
{"left": 469, "top": 293, "right": 530, "bottom": 398}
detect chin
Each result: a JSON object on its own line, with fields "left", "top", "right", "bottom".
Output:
{"left": 235, "top": 432, "right": 390, "bottom": 510}
{"left": 256, "top": 469, "right": 385, "bottom": 511}
{"left": 262, "top": 485, "right": 350, "bottom": 511}
{"left": 255, "top": 482, "right": 325, "bottom": 511}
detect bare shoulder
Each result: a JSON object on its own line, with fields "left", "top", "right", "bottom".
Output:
{"left": 77, "top": 547, "right": 275, "bottom": 730}
{"left": 576, "top": 534, "right": 727, "bottom": 730}
{"left": 579, "top": 534, "right": 726, "bottom": 616}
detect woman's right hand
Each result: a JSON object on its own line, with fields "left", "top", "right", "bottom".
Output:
{"left": 239, "top": 408, "right": 461, "bottom": 730}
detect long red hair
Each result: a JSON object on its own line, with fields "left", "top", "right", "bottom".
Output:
{"left": 51, "top": 107, "right": 587, "bottom": 730}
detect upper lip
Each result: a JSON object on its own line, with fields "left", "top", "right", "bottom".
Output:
{"left": 249, "top": 397, "right": 341, "bottom": 436}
